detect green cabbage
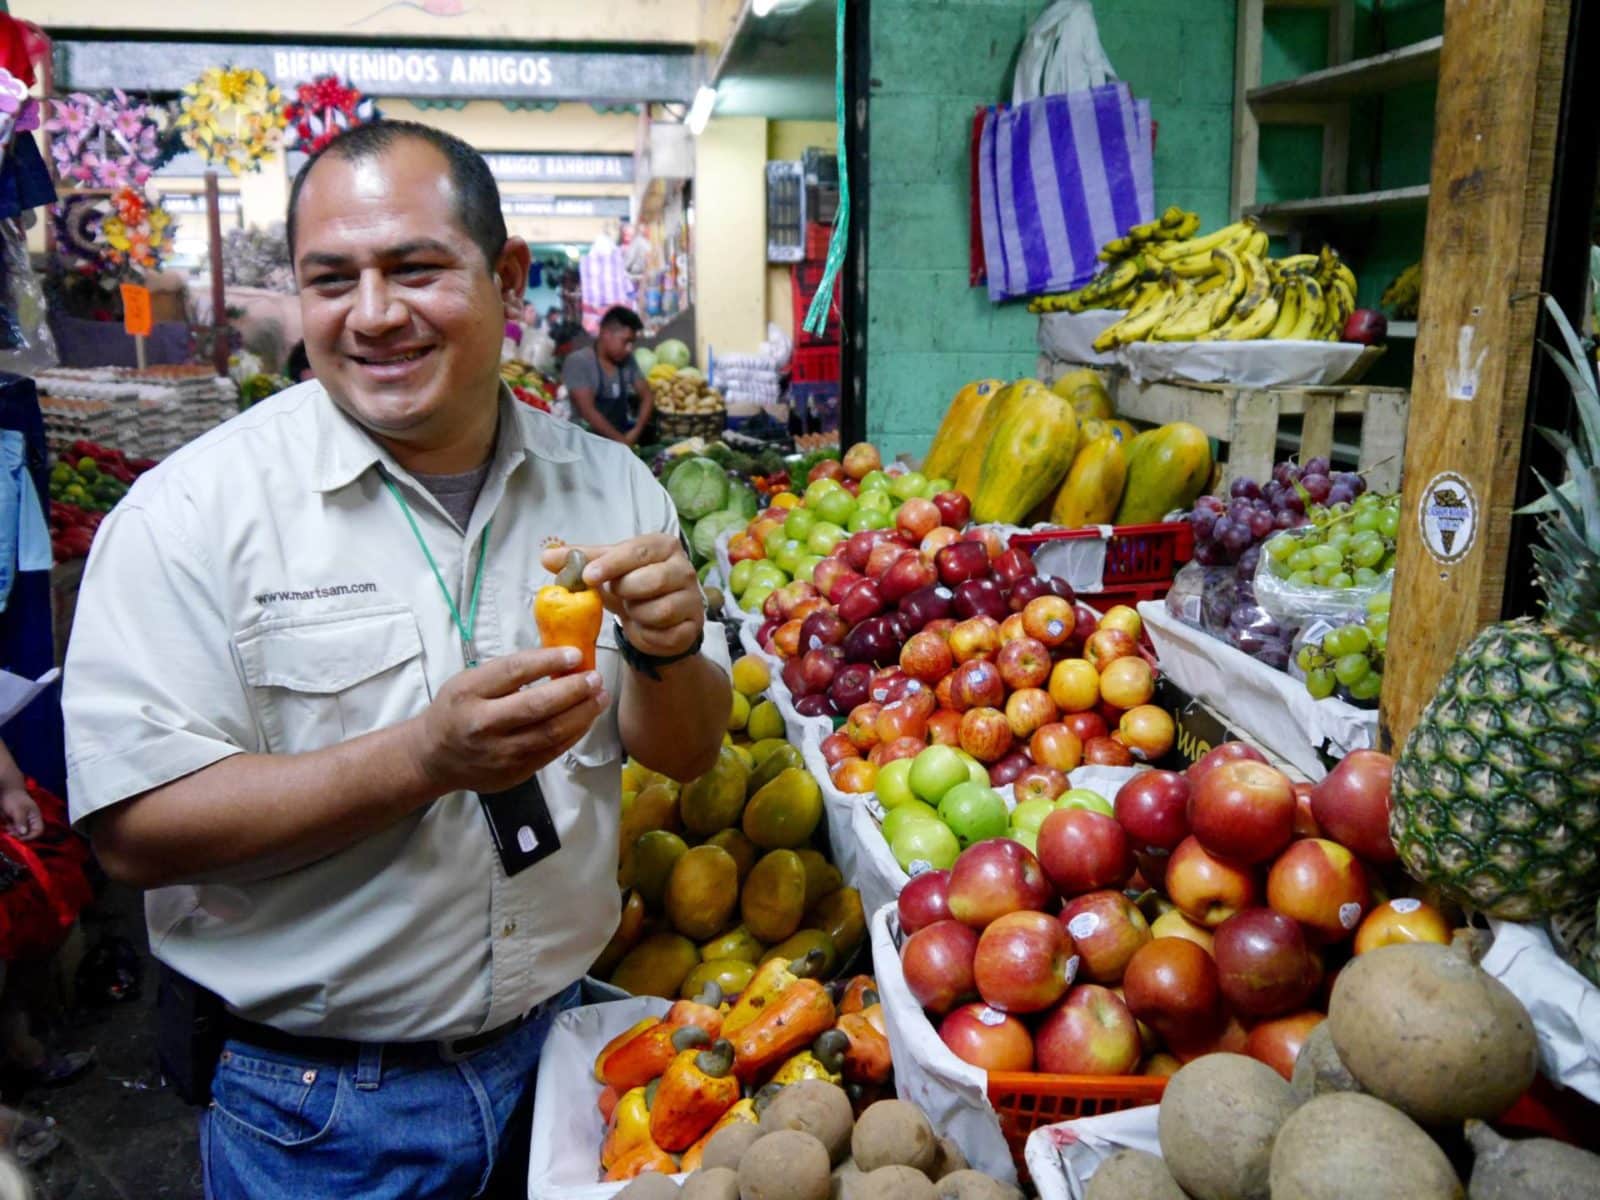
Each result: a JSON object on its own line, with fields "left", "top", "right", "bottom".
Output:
{"left": 666, "top": 456, "right": 729, "bottom": 519}
{"left": 656, "top": 339, "right": 692, "bottom": 369}
{"left": 633, "top": 346, "right": 657, "bottom": 375}
{"left": 693, "top": 510, "right": 747, "bottom": 564}
{"left": 723, "top": 480, "right": 759, "bottom": 520}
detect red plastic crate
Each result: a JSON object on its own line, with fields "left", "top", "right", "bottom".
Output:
{"left": 805, "top": 221, "right": 834, "bottom": 262}
{"left": 987, "top": 1072, "right": 1167, "bottom": 1181}
{"left": 790, "top": 344, "right": 840, "bottom": 384}
{"left": 792, "top": 262, "right": 841, "bottom": 346}
{"left": 1010, "top": 521, "right": 1195, "bottom": 588}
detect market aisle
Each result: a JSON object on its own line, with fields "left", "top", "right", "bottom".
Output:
{"left": 19, "top": 885, "right": 201, "bottom": 1200}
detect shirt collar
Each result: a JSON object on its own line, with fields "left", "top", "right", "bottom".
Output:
{"left": 310, "top": 380, "right": 578, "bottom": 494}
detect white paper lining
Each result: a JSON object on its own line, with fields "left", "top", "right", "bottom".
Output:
{"left": 1037, "top": 310, "right": 1126, "bottom": 367}
{"left": 1118, "top": 339, "right": 1371, "bottom": 388}
{"left": 1481, "top": 919, "right": 1600, "bottom": 1104}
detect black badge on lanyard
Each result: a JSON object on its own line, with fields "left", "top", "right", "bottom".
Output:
{"left": 476, "top": 777, "right": 562, "bottom": 876}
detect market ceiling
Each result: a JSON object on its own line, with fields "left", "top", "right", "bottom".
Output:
{"left": 52, "top": 39, "right": 698, "bottom": 104}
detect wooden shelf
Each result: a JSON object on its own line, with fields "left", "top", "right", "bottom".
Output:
{"left": 1245, "top": 184, "right": 1430, "bottom": 220}
{"left": 1249, "top": 36, "right": 1442, "bottom": 109}
{"left": 1388, "top": 321, "right": 1418, "bottom": 339}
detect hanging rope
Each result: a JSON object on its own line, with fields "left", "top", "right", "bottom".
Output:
{"left": 802, "top": 0, "right": 848, "bottom": 338}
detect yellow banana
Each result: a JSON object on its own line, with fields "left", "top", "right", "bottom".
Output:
{"left": 1150, "top": 218, "right": 1257, "bottom": 264}
{"left": 1223, "top": 283, "right": 1282, "bottom": 341}
{"left": 1287, "top": 278, "right": 1325, "bottom": 340}
{"left": 1242, "top": 231, "right": 1270, "bottom": 259}
{"left": 1195, "top": 274, "right": 1224, "bottom": 295}
{"left": 1208, "top": 246, "right": 1250, "bottom": 328}
{"left": 1095, "top": 284, "right": 1180, "bottom": 350}
{"left": 1159, "top": 210, "right": 1202, "bottom": 240}
{"left": 1267, "top": 275, "right": 1303, "bottom": 339}
{"left": 1098, "top": 238, "right": 1135, "bottom": 261}
{"left": 1151, "top": 284, "right": 1214, "bottom": 342}
{"left": 1276, "top": 253, "right": 1319, "bottom": 275}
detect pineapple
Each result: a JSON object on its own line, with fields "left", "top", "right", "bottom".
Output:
{"left": 1391, "top": 297, "right": 1600, "bottom": 921}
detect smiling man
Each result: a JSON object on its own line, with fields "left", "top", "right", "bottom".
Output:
{"left": 61, "top": 122, "right": 729, "bottom": 1198}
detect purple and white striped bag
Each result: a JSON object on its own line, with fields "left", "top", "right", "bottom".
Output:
{"left": 977, "top": 84, "right": 1154, "bottom": 303}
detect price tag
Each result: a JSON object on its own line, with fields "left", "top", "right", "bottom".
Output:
{"left": 120, "top": 284, "right": 153, "bottom": 337}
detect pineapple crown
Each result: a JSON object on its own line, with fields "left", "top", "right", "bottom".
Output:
{"left": 1524, "top": 295, "right": 1600, "bottom": 641}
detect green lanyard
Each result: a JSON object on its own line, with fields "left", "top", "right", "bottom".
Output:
{"left": 380, "top": 473, "right": 492, "bottom": 668}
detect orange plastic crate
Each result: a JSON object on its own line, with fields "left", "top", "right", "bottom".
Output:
{"left": 986, "top": 1072, "right": 1167, "bottom": 1178}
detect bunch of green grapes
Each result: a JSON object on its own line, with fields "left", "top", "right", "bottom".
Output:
{"left": 1264, "top": 491, "right": 1400, "bottom": 590}
{"left": 1296, "top": 592, "right": 1390, "bottom": 706}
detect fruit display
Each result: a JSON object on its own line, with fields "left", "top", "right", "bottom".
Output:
{"left": 47, "top": 439, "right": 157, "bottom": 563}
{"left": 1393, "top": 297, "right": 1600, "bottom": 927}
{"left": 1029, "top": 206, "right": 1204, "bottom": 313}
{"left": 662, "top": 455, "right": 760, "bottom": 569}
{"left": 596, "top": 658, "right": 864, "bottom": 1001}
{"left": 649, "top": 362, "right": 726, "bottom": 416}
{"left": 1381, "top": 261, "right": 1422, "bottom": 320}
{"left": 1294, "top": 592, "right": 1389, "bottom": 707}
{"left": 1262, "top": 490, "right": 1400, "bottom": 593}
{"left": 500, "top": 358, "right": 557, "bottom": 411}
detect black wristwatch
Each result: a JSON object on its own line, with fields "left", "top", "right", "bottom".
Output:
{"left": 613, "top": 620, "right": 704, "bottom": 680}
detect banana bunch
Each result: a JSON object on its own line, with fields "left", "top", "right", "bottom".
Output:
{"left": 1381, "top": 261, "right": 1421, "bottom": 320}
{"left": 1092, "top": 225, "right": 1359, "bottom": 351}
{"left": 1030, "top": 206, "right": 1201, "bottom": 314}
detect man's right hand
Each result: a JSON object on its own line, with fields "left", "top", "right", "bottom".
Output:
{"left": 412, "top": 647, "right": 609, "bottom": 795}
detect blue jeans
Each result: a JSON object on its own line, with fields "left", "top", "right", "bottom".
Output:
{"left": 201, "top": 986, "right": 577, "bottom": 1199}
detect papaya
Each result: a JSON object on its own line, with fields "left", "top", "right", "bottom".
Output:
{"left": 1107, "top": 418, "right": 1139, "bottom": 444}
{"left": 795, "top": 849, "right": 843, "bottom": 908}
{"left": 1050, "top": 436, "right": 1128, "bottom": 528}
{"left": 805, "top": 887, "right": 866, "bottom": 960}
{"left": 664, "top": 845, "right": 740, "bottom": 940}
{"left": 759, "top": 930, "right": 840, "bottom": 979}
{"left": 707, "top": 828, "right": 760, "bottom": 882}
{"left": 954, "top": 382, "right": 1015, "bottom": 500}
{"left": 681, "top": 958, "right": 757, "bottom": 1001}
{"left": 680, "top": 745, "right": 750, "bottom": 836}
{"left": 610, "top": 931, "right": 701, "bottom": 999}
{"left": 971, "top": 379, "right": 1081, "bottom": 524}
{"left": 740, "top": 849, "right": 808, "bottom": 943}
{"left": 1050, "top": 368, "right": 1114, "bottom": 422}
{"left": 700, "top": 925, "right": 764, "bottom": 965}
{"left": 590, "top": 889, "right": 648, "bottom": 979}
{"left": 632, "top": 830, "right": 688, "bottom": 909}
{"left": 1114, "top": 420, "right": 1213, "bottom": 524}
{"left": 747, "top": 743, "right": 804, "bottom": 798}
{"left": 742, "top": 768, "right": 823, "bottom": 849}
{"left": 924, "top": 378, "right": 1004, "bottom": 481}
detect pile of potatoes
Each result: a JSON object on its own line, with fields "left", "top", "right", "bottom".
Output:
{"left": 614, "top": 1082, "right": 1023, "bottom": 1200}
{"left": 1083, "top": 941, "right": 1600, "bottom": 1200}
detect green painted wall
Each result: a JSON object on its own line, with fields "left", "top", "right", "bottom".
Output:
{"left": 865, "top": 0, "right": 1239, "bottom": 461}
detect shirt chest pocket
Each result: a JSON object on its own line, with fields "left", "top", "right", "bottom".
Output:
{"left": 234, "top": 608, "right": 430, "bottom": 756}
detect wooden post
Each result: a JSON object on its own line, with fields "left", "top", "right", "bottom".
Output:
{"left": 205, "top": 170, "right": 229, "bottom": 378}
{"left": 1378, "top": 0, "right": 1571, "bottom": 749}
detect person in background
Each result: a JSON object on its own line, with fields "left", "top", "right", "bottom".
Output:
{"left": 561, "top": 306, "right": 654, "bottom": 446}
{"left": 544, "top": 307, "right": 561, "bottom": 336}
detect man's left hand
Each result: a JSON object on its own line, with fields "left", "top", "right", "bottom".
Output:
{"left": 541, "top": 535, "right": 704, "bottom": 660}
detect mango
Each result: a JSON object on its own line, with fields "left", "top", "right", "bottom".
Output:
{"left": 972, "top": 379, "right": 1081, "bottom": 525}
{"left": 700, "top": 925, "right": 764, "bottom": 965}
{"left": 1050, "top": 436, "right": 1128, "bottom": 528}
{"left": 748, "top": 738, "right": 790, "bottom": 767}
{"left": 681, "top": 958, "right": 757, "bottom": 1001}
{"left": 741, "top": 849, "right": 808, "bottom": 943}
{"left": 742, "top": 768, "right": 824, "bottom": 850}
{"left": 727, "top": 744, "right": 754, "bottom": 775}
{"left": 590, "top": 889, "right": 647, "bottom": 979}
{"left": 633, "top": 830, "right": 688, "bottom": 909}
{"left": 954, "top": 382, "right": 1015, "bottom": 500}
{"left": 795, "top": 849, "right": 843, "bottom": 909}
{"left": 665, "top": 844, "right": 740, "bottom": 940}
{"left": 1114, "top": 421, "right": 1213, "bottom": 524}
{"left": 730, "top": 655, "right": 771, "bottom": 697}
{"left": 925, "top": 378, "right": 1004, "bottom": 481}
{"left": 759, "top": 930, "right": 840, "bottom": 979}
{"left": 747, "top": 743, "right": 804, "bottom": 798}
{"left": 728, "top": 691, "right": 751, "bottom": 732}
{"left": 805, "top": 887, "right": 866, "bottom": 960}
{"left": 609, "top": 931, "right": 700, "bottom": 999}
{"left": 746, "top": 700, "right": 785, "bottom": 742}
{"left": 1051, "top": 368, "right": 1114, "bottom": 421}
{"left": 707, "top": 829, "right": 760, "bottom": 883}
{"left": 680, "top": 746, "right": 750, "bottom": 836}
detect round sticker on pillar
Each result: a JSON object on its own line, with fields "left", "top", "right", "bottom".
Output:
{"left": 1419, "top": 472, "right": 1478, "bottom": 564}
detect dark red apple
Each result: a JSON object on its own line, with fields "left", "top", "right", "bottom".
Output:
{"left": 828, "top": 662, "right": 873, "bottom": 712}
{"left": 799, "top": 610, "right": 848, "bottom": 652}
{"left": 939, "top": 1003, "right": 1033, "bottom": 1072}
{"left": 795, "top": 694, "right": 834, "bottom": 719}
{"left": 946, "top": 837, "right": 1054, "bottom": 929}
{"left": 1185, "top": 741, "right": 1267, "bottom": 786}
{"left": 953, "top": 578, "right": 1009, "bottom": 622}
{"left": 1213, "top": 907, "right": 1322, "bottom": 1018}
{"left": 1189, "top": 759, "right": 1296, "bottom": 864}
{"left": 842, "top": 531, "right": 879, "bottom": 572}
{"left": 1060, "top": 890, "right": 1152, "bottom": 984}
{"left": 1122, "top": 937, "right": 1223, "bottom": 1045}
{"left": 898, "top": 867, "right": 953, "bottom": 934}
{"left": 1115, "top": 770, "right": 1192, "bottom": 852}
{"left": 900, "top": 919, "right": 981, "bottom": 1015}
{"left": 837, "top": 578, "right": 887, "bottom": 625}
{"left": 991, "top": 547, "right": 1037, "bottom": 588}
{"left": 936, "top": 541, "right": 991, "bottom": 587}
{"left": 1342, "top": 308, "right": 1387, "bottom": 345}
{"left": 880, "top": 552, "right": 939, "bottom": 605}
{"left": 798, "top": 646, "right": 843, "bottom": 695}
{"left": 841, "top": 620, "right": 900, "bottom": 667}
{"left": 1309, "top": 750, "right": 1397, "bottom": 864}
{"left": 1034, "top": 984, "right": 1142, "bottom": 1076}
{"left": 1036, "top": 808, "right": 1133, "bottom": 898}
{"left": 1008, "top": 575, "right": 1053, "bottom": 613}
{"left": 870, "top": 666, "right": 908, "bottom": 704}
{"left": 932, "top": 491, "right": 972, "bottom": 529}
{"left": 899, "top": 584, "right": 956, "bottom": 631}
{"left": 973, "top": 910, "right": 1077, "bottom": 1012}
{"left": 781, "top": 656, "right": 808, "bottom": 698}
{"left": 986, "top": 750, "right": 1032, "bottom": 787}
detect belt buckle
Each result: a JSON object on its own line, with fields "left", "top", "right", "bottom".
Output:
{"left": 438, "top": 1036, "right": 476, "bottom": 1064}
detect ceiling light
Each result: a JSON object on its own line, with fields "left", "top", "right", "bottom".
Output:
{"left": 686, "top": 86, "right": 718, "bottom": 136}
{"left": 753, "top": 0, "right": 781, "bottom": 15}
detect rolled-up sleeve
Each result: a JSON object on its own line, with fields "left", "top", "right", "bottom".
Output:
{"left": 63, "top": 502, "right": 252, "bottom": 826}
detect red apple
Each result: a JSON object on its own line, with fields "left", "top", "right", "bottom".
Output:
{"left": 1342, "top": 308, "right": 1387, "bottom": 345}
{"left": 809, "top": 459, "right": 845, "bottom": 483}
{"left": 1014, "top": 764, "right": 1069, "bottom": 806}
{"left": 1213, "top": 907, "right": 1323, "bottom": 1018}
{"left": 1005, "top": 688, "right": 1059, "bottom": 740}
{"left": 900, "top": 630, "right": 955, "bottom": 684}
{"left": 790, "top": 598, "right": 829, "bottom": 626}
{"left": 798, "top": 646, "right": 843, "bottom": 695}
{"left": 837, "top": 579, "right": 887, "bottom": 626}
{"left": 988, "top": 751, "right": 1032, "bottom": 788}
{"left": 879, "top": 551, "right": 939, "bottom": 605}
{"left": 1061, "top": 711, "right": 1110, "bottom": 744}
{"left": 1166, "top": 836, "right": 1260, "bottom": 928}
{"left": 1084, "top": 736, "right": 1135, "bottom": 767}
{"left": 1122, "top": 937, "right": 1223, "bottom": 1045}
{"left": 1084, "top": 628, "right": 1138, "bottom": 672}
{"left": 1119, "top": 705, "right": 1175, "bottom": 761}
{"left": 775, "top": 580, "right": 820, "bottom": 620}
{"left": 1189, "top": 759, "right": 1296, "bottom": 864}
{"left": 919, "top": 526, "right": 961, "bottom": 563}
{"left": 1022, "top": 596, "right": 1076, "bottom": 649}
{"left": 1061, "top": 890, "right": 1153, "bottom": 984}
{"left": 819, "top": 730, "right": 858, "bottom": 767}
{"left": 828, "top": 662, "right": 873, "bottom": 713}
{"left": 830, "top": 758, "right": 877, "bottom": 793}
{"left": 946, "top": 837, "right": 1054, "bottom": 928}
{"left": 1134, "top": 848, "right": 1172, "bottom": 891}
{"left": 950, "top": 659, "right": 1006, "bottom": 711}
{"left": 875, "top": 699, "right": 930, "bottom": 745}
{"left": 1115, "top": 770, "right": 1192, "bottom": 852}
{"left": 841, "top": 441, "right": 881, "bottom": 480}
{"left": 1028, "top": 724, "right": 1083, "bottom": 773}
{"left": 996, "top": 637, "right": 1051, "bottom": 690}
{"left": 948, "top": 618, "right": 1001, "bottom": 666}
{"left": 939, "top": 1003, "right": 1033, "bottom": 1072}
{"left": 900, "top": 919, "right": 980, "bottom": 1015}
{"left": 1186, "top": 741, "right": 1267, "bottom": 786}
{"left": 869, "top": 667, "right": 907, "bottom": 704}
{"left": 1292, "top": 782, "right": 1323, "bottom": 839}
{"left": 991, "top": 547, "right": 1037, "bottom": 587}
{"left": 932, "top": 491, "right": 971, "bottom": 529}
{"left": 927, "top": 710, "right": 962, "bottom": 747}
{"left": 898, "top": 867, "right": 953, "bottom": 935}
{"left": 899, "top": 583, "right": 956, "bottom": 633}
{"left": 973, "top": 910, "right": 1077, "bottom": 1013}
{"left": 1267, "top": 838, "right": 1371, "bottom": 942}
{"left": 961, "top": 526, "right": 1005, "bottom": 561}
{"left": 1007, "top": 575, "right": 1053, "bottom": 613}
{"left": 845, "top": 702, "right": 883, "bottom": 751}
{"left": 1037, "top": 809, "right": 1133, "bottom": 898}
{"left": 842, "top": 530, "right": 879, "bottom": 572}
{"left": 953, "top": 578, "right": 1010, "bottom": 622}
{"left": 774, "top": 619, "right": 805, "bottom": 660}
{"left": 1309, "top": 749, "right": 1397, "bottom": 864}
{"left": 1245, "top": 1011, "right": 1325, "bottom": 1081}
{"left": 875, "top": 736, "right": 926, "bottom": 767}
{"left": 867, "top": 539, "right": 909, "bottom": 581}
{"left": 798, "top": 610, "right": 848, "bottom": 653}
{"left": 935, "top": 541, "right": 991, "bottom": 587}
{"left": 1035, "top": 985, "right": 1142, "bottom": 1076}
{"left": 895, "top": 498, "right": 943, "bottom": 541}
{"left": 960, "top": 707, "right": 1014, "bottom": 763}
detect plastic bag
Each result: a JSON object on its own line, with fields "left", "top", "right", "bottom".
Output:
{"left": 1225, "top": 578, "right": 1298, "bottom": 671}
{"left": 1254, "top": 524, "right": 1393, "bottom": 625}
{"left": 0, "top": 218, "right": 56, "bottom": 375}
{"left": 1013, "top": 0, "right": 1118, "bottom": 104}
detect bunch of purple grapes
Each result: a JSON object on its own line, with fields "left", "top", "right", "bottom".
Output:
{"left": 1189, "top": 457, "right": 1368, "bottom": 569}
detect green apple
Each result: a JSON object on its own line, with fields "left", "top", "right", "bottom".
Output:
{"left": 804, "top": 478, "right": 843, "bottom": 507}
{"left": 749, "top": 562, "right": 788, "bottom": 591}
{"left": 741, "top": 584, "right": 776, "bottom": 614}
{"left": 882, "top": 800, "right": 940, "bottom": 845}
{"left": 857, "top": 489, "right": 894, "bottom": 514}
{"left": 955, "top": 751, "right": 991, "bottom": 787}
{"left": 792, "top": 555, "right": 824, "bottom": 583}
{"left": 846, "top": 509, "right": 881, "bottom": 533}
{"left": 938, "top": 781, "right": 1010, "bottom": 847}
{"left": 860, "top": 470, "right": 893, "bottom": 493}
{"left": 772, "top": 539, "right": 807, "bottom": 575}
{"left": 875, "top": 758, "right": 917, "bottom": 811}
{"left": 762, "top": 526, "right": 789, "bottom": 557}
{"left": 729, "top": 559, "right": 756, "bottom": 596}
{"left": 892, "top": 820, "right": 960, "bottom": 873}
{"left": 858, "top": 507, "right": 893, "bottom": 531}
{"left": 1010, "top": 797, "right": 1056, "bottom": 837}
{"left": 815, "top": 488, "right": 857, "bottom": 527}
{"left": 806, "top": 521, "right": 848, "bottom": 557}
{"left": 1010, "top": 828, "right": 1039, "bottom": 856}
{"left": 908, "top": 744, "right": 969, "bottom": 805}
{"left": 1056, "top": 788, "right": 1115, "bottom": 818}
{"left": 890, "top": 471, "right": 928, "bottom": 502}
{"left": 924, "top": 477, "right": 955, "bottom": 497}
{"left": 783, "top": 507, "right": 818, "bottom": 542}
